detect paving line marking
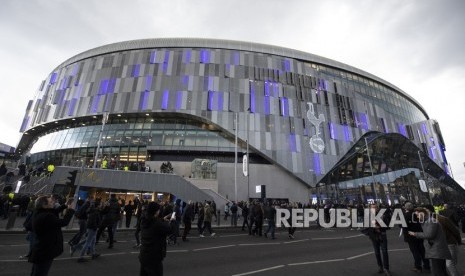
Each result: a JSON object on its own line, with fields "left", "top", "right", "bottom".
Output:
{"left": 344, "top": 234, "right": 364, "bottom": 239}
{"left": 311, "top": 237, "right": 343, "bottom": 240}
{"left": 167, "top": 249, "right": 189, "bottom": 253}
{"left": 288, "top": 258, "right": 345, "bottom": 266}
{"left": 388, "top": 248, "right": 409, "bottom": 252}
{"left": 283, "top": 239, "right": 309, "bottom": 244}
{"left": 346, "top": 252, "right": 373, "bottom": 260}
{"left": 232, "top": 265, "right": 285, "bottom": 276}
{"left": 238, "top": 242, "right": 280, "bottom": 246}
{"left": 193, "top": 245, "right": 236, "bottom": 251}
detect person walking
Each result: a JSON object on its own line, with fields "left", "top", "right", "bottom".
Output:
{"left": 365, "top": 203, "right": 392, "bottom": 276}
{"left": 182, "top": 201, "right": 194, "bottom": 242}
{"left": 408, "top": 207, "right": 452, "bottom": 276}
{"left": 230, "top": 202, "right": 238, "bottom": 227}
{"left": 124, "top": 200, "right": 134, "bottom": 228}
{"left": 139, "top": 202, "right": 176, "bottom": 276}
{"left": 402, "top": 202, "right": 430, "bottom": 272}
{"left": 76, "top": 203, "right": 101, "bottom": 262}
{"left": 29, "top": 196, "right": 75, "bottom": 276}
{"left": 436, "top": 214, "right": 461, "bottom": 276}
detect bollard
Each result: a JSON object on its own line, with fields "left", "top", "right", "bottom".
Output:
{"left": 217, "top": 210, "right": 220, "bottom": 226}
{"left": 5, "top": 205, "right": 19, "bottom": 230}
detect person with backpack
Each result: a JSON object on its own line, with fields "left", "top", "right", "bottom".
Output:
{"left": 68, "top": 198, "right": 89, "bottom": 249}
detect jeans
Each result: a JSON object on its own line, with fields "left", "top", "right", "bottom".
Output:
{"left": 69, "top": 219, "right": 87, "bottom": 246}
{"left": 201, "top": 221, "right": 213, "bottom": 235}
{"left": 182, "top": 221, "right": 191, "bottom": 240}
{"left": 231, "top": 213, "right": 237, "bottom": 226}
{"left": 80, "top": 229, "right": 97, "bottom": 257}
{"left": 446, "top": 244, "right": 459, "bottom": 276}
{"left": 371, "top": 232, "right": 389, "bottom": 270}
{"left": 265, "top": 220, "right": 275, "bottom": 238}
{"left": 30, "top": 259, "right": 53, "bottom": 276}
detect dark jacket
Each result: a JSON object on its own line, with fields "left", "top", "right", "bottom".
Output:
{"left": 437, "top": 215, "right": 461, "bottom": 245}
{"left": 86, "top": 206, "right": 101, "bottom": 230}
{"left": 29, "top": 208, "right": 75, "bottom": 263}
{"left": 182, "top": 204, "right": 194, "bottom": 223}
{"left": 101, "top": 198, "right": 120, "bottom": 224}
{"left": 402, "top": 210, "right": 423, "bottom": 242}
{"left": 139, "top": 217, "right": 175, "bottom": 263}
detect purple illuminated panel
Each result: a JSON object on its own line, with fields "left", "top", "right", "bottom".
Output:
{"left": 250, "top": 85, "right": 256, "bottom": 113}
{"left": 132, "top": 64, "right": 140, "bottom": 77}
{"left": 264, "top": 81, "right": 270, "bottom": 96}
{"left": 360, "top": 113, "right": 369, "bottom": 130}
{"left": 99, "top": 79, "right": 109, "bottom": 95}
{"left": 264, "top": 96, "right": 270, "bottom": 115}
{"left": 161, "top": 90, "right": 169, "bottom": 110}
{"left": 184, "top": 50, "right": 191, "bottom": 63}
{"left": 91, "top": 96, "right": 100, "bottom": 113}
{"left": 176, "top": 91, "right": 183, "bottom": 110}
{"left": 71, "top": 64, "right": 79, "bottom": 76}
{"left": 289, "top": 134, "right": 297, "bottom": 152}
{"left": 163, "top": 51, "right": 170, "bottom": 72}
{"left": 200, "top": 49, "right": 210, "bottom": 63}
{"left": 280, "top": 97, "right": 289, "bottom": 117}
{"left": 344, "top": 125, "right": 351, "bottom": 142}
{"left": 398, "top": 123, "right": 407, "bottom": 137}
{"left": 284, "top": 59, "right": 291, "bottom": 72}
{"left": 150, "top": 51, "right": 157, "bottom": 64}
{"left": 140, "top": 91, "right": 149, "bottom": 110}
{"left": 429, "top": 147, "right": 436, "bottom": 160}
{"left": 233, "top": 52, "right": 240, "bottom": 65}
{"left": 207, "top": 91, "right": 214, "bottom": 111}
{"left": 422, "top": 123, "right": 428, "bottom": 135}
{"left": 145, "top": 75, "right": 152, "bottom": 91}
{"left": 313, "top": 153, "right": 321, "bottom": 175}
{"left": 50, "top": 72, "right": 58, "bottom": 84}
{"left": 208, "top": 77, "right": 214, "bottom": 90}
{"left": 329, "top": 123, "right": 336, "bottom": 139}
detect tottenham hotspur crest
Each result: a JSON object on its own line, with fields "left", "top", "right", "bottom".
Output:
{"left": 307, "top": 103, "right": 325, "bottom": 153}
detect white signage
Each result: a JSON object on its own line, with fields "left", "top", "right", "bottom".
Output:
{"left": 419, "top": 179, "right": 428, "bottom": 193}
{"left": 307, "top": 102, "right": 326, "bottom": 153}
{"left": 255, "top": 185, "right": 261, "bottom": 193}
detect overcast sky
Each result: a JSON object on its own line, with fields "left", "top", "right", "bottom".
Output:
{"left": 1, "top": 0, "right": 464, "bottom": 187}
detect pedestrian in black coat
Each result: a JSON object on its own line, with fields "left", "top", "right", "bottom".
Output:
{"left": 139, "top": 202, "right": 175, "bottom": 276}
{"left": 29, "top": 196, "right": 75, "bottom": 276}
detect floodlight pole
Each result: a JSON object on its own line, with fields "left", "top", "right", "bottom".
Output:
{"left": 93, "top": 112, "right": 109, "bottom": 168}
{"left": 418, "top": 150, "right": 433, "bottom": 205}
{"left": 364, "top": 137, "right": 378, "bottom": 203}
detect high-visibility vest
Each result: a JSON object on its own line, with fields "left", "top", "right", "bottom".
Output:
{"left": 102, "top": 160, "right": 108, "bottom": 169}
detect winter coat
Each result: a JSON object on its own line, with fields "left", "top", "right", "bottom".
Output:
{"left": 139, "top": 217, "right": 175, "bottom": 263}
{"left": 415, "top": 217, "right": 452, "bottom": 260}
{"left": 29, "top": 208, "right": 75, "bottom": 263}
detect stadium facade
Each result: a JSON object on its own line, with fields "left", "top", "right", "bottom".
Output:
{"left": 15, "top": 38, "right": 464, "bottom": 204}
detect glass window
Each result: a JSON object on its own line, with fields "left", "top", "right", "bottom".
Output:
{"left": 151, "top": 130, "right": 163, "bottom": 145}
{"left": 196, "top": 131, "right": 208, "bottom": 147}
{"left": 163, "top": 131, "right": 174, "bottom": 146}
{"left": 207, "top": 132, "right": 219, "bottom": 148}
{"left": 184, "top": 131, "right": 197, "bottom": 146}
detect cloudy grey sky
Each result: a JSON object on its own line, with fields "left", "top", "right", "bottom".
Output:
{"left": 1, "top": 0, "right": 464, "bottom": 186}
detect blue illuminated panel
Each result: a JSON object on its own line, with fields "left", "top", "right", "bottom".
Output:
{"left": 398, "top": 123, "right": 407, "bottom": 137}
{"left": 150, "top": 51, "right": 157, "bottom": 64}
{"left": 176, "top": 91, "right": 183, "bottom": 110}
{"left": 140, "top": 91, "right": 149, "bottom": 110}
{"left": 264, "top": 96, "right": 270, "bottom": 115}
{"left": 145, "top": 75, "right": 152, "bottom": 91}
{"left": 207, "top": 91, "right": 214, "bottom": 111}
{"left": 200, "top": 49, "right": 210, "bottom": 63}
{"left": 422, "top": 123, "right": 428, "bottom": 135}
{"left": 161, "top": 90, "right": 169, "bottom": 110}
{"left": 313, "top": 153, "right": 321, "bottom": 175}
{"left": 50, "top": 72, "right": 58, "bottom": 84}
{"left": 329, "top": 123, "right": 337, "bottom": 139}
{"left": 132, "top": 64, "right": 140, "bottom": 77}
{"left": 184, "top": 50, "right": 191, "bottom": 63}
{"left": 280, "top": 97, "right": 289, "bottom": 117}
{"left": 343, "top": 125, "right": 351, "bottom": 142}
{"left": 91, "top": 96, "right": 100, "bottom": 113}
{"left": 68, "top": 98, "right": 77, "bottom": 116}
{"left": 289, "top": 134, "right": 297, "bottom": 152}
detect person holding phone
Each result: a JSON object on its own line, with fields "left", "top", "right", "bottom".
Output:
{"left": 29, "top": 196, "right": 75, "bottom": 276}
{"left": 139, "top": 202, "right": 176, "bottom": 276}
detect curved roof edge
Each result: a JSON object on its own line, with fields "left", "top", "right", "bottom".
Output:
{"left": 55, "top": 37, "right": 427, "bottom": 118}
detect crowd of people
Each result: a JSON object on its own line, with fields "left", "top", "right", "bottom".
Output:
{"left": 5, "top": 191, "right": 465, "bottom": 276}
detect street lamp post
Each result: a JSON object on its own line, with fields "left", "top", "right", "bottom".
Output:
{"left": 93, "top": 112, "right": 109, "bottom": 168}
{"left": 234, "top": 112, "right": 238, "bottom": 202}
{"left": 364, "top": 137, "right": 378, "bottom": 203}
{"left": 418, "top": 150, "right": 433, "bottom": 205}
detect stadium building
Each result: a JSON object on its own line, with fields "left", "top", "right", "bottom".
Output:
{"left": 15, "top": 38, "right": 465, "bottom": 204}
